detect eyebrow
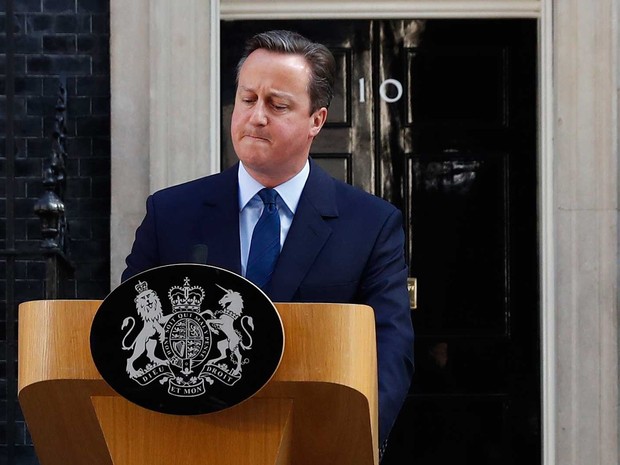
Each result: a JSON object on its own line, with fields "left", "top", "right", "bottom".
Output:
{"left": 238, "top": 86, "right": 295, "bottom": 100}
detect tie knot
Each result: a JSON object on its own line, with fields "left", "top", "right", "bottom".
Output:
{"left": 258, "top": 188, "right": 278, "bottom": 206}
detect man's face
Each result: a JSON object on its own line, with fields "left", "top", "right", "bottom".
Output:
{"left": 231, "top": 49, "right": 327, "bottom": 187}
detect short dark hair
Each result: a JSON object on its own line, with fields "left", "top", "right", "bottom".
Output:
{"left": 236, "top": 30, "right": 336, "bottom": 114}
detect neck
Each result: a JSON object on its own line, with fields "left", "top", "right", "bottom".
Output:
{"left": 242, "top": 160, "right": 308, "bottom": 188}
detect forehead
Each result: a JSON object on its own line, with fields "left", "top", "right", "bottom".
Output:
{"left": 238, "top": 49, "right": 311, "bottom": 95}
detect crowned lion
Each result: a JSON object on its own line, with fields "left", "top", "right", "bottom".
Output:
{"left": 122, "top": 281, "right": 172, "bottom": 378}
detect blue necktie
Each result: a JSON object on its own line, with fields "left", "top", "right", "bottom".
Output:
{"left": 246, "top": 188, "right": 280, "bottom": 291}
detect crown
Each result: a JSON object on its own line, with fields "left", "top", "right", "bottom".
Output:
{"left": 135, "top": 280, "right": 149, "bottom": 295}
{"left": 168, "top": 277, "right": 205, "bottom": 312}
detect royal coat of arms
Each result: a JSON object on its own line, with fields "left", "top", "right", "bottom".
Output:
{"left": 122, "top": 277, "right": 255, "bottom": 397}
{"left": 91, "top": 264, "right": 284, "bottom": 415}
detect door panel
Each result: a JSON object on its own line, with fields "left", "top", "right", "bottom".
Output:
{"left": 382, "top": 19, "right": 539, "bottom": 465}
{"left": 408, "top": 154, "right": 510, "bottom": 335}
{"left": 220, "top": 19, "right": 540, "bottom": 465}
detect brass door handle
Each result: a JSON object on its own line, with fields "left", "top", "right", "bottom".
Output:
{"left": 407, "top": 277, "right": 417, "bottom": 309}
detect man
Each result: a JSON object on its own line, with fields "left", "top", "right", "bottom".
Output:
{"left": 122, "top": 29, "right": 414, "bottom": 455}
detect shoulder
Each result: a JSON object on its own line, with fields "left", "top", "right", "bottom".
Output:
{"left": 149, "top": 164, "right": 238, "bottom": 206}
{"left": 335, "top": 179, "right": 397, "bottom": 212}
{"left": 309, "top": 160, "right": 399, "bottom": 216}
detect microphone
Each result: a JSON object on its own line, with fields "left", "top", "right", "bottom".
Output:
{"left": 191, "top": 244, "right": 209, "bottom": 264}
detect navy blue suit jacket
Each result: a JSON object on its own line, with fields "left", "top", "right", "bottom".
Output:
{"left": 122, "top": 160, "right": 414, "bottom": 445}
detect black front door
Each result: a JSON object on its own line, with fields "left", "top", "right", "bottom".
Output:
{"left": 220, "top": 19, "right": 540, "bottom": 464}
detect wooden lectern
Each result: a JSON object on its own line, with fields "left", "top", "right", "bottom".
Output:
{"left": 18, "top": 300, "right": 378, "bottom": 465}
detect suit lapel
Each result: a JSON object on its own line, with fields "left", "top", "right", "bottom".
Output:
{"left": 269, "top": 161, "right": 338, "bottom": 301}
{"left": 200, "top": 164, "right": 242, "bottom": 274}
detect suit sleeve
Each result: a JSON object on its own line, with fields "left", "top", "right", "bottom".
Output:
{"left": 121, "top": 195, "right": 160, "bottom": 282}
{"left": 359, "top": 207, "right": 414, "bottom": 446}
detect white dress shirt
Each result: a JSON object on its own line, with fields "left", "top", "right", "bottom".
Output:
{"left": 238, "top": 160, "right": 310, "bottom": 277}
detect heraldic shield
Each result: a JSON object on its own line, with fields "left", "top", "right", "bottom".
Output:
{"left": 90, "top": 264, "right": 285, "bottom": 415}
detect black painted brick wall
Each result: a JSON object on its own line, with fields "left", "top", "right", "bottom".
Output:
{"left": 1, "top": 0, "right": 110, "bottom": 463}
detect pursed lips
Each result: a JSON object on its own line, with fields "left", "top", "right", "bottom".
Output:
{"left": 244, "top": 133, "right": 270, "bottom": 142}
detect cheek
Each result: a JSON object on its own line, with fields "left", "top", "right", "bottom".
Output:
{"left": 274, "top": 118, "right": 307, "bottom": 141}
{"left": 230, "top": 111, "right": 240, "bottom": 135}
{"left": 230, "top": 107, "right": 247, "bottom": 134}
{"left": 284, "top": 122, "right": 312, "bottom": 145}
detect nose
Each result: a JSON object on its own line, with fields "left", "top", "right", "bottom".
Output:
{"left": 249, "top": 101, "right": 267, "bottom": 126}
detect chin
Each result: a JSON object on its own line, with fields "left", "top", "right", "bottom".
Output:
{"left": 238, "top": 157, "right": 271, "bottom": 174}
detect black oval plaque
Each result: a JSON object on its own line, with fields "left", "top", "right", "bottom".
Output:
{"left": 90, "top": 264, "right": 285, "bottom": 414}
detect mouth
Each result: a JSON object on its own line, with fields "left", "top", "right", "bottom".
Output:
{"left": 244, "top": 133, "right": 270, "bottom": 143}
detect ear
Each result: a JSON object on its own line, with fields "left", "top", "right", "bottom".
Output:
{"left": 309, "top": 107, "right": 328, "bottom": 137}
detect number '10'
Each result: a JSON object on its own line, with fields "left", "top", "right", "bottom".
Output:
{"left": 358, "top": 78, "right": 403, "bottom": 103}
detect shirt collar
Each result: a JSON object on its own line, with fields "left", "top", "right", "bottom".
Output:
{"left": 238, "top": 160, "right": 310, "bottom": 214}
